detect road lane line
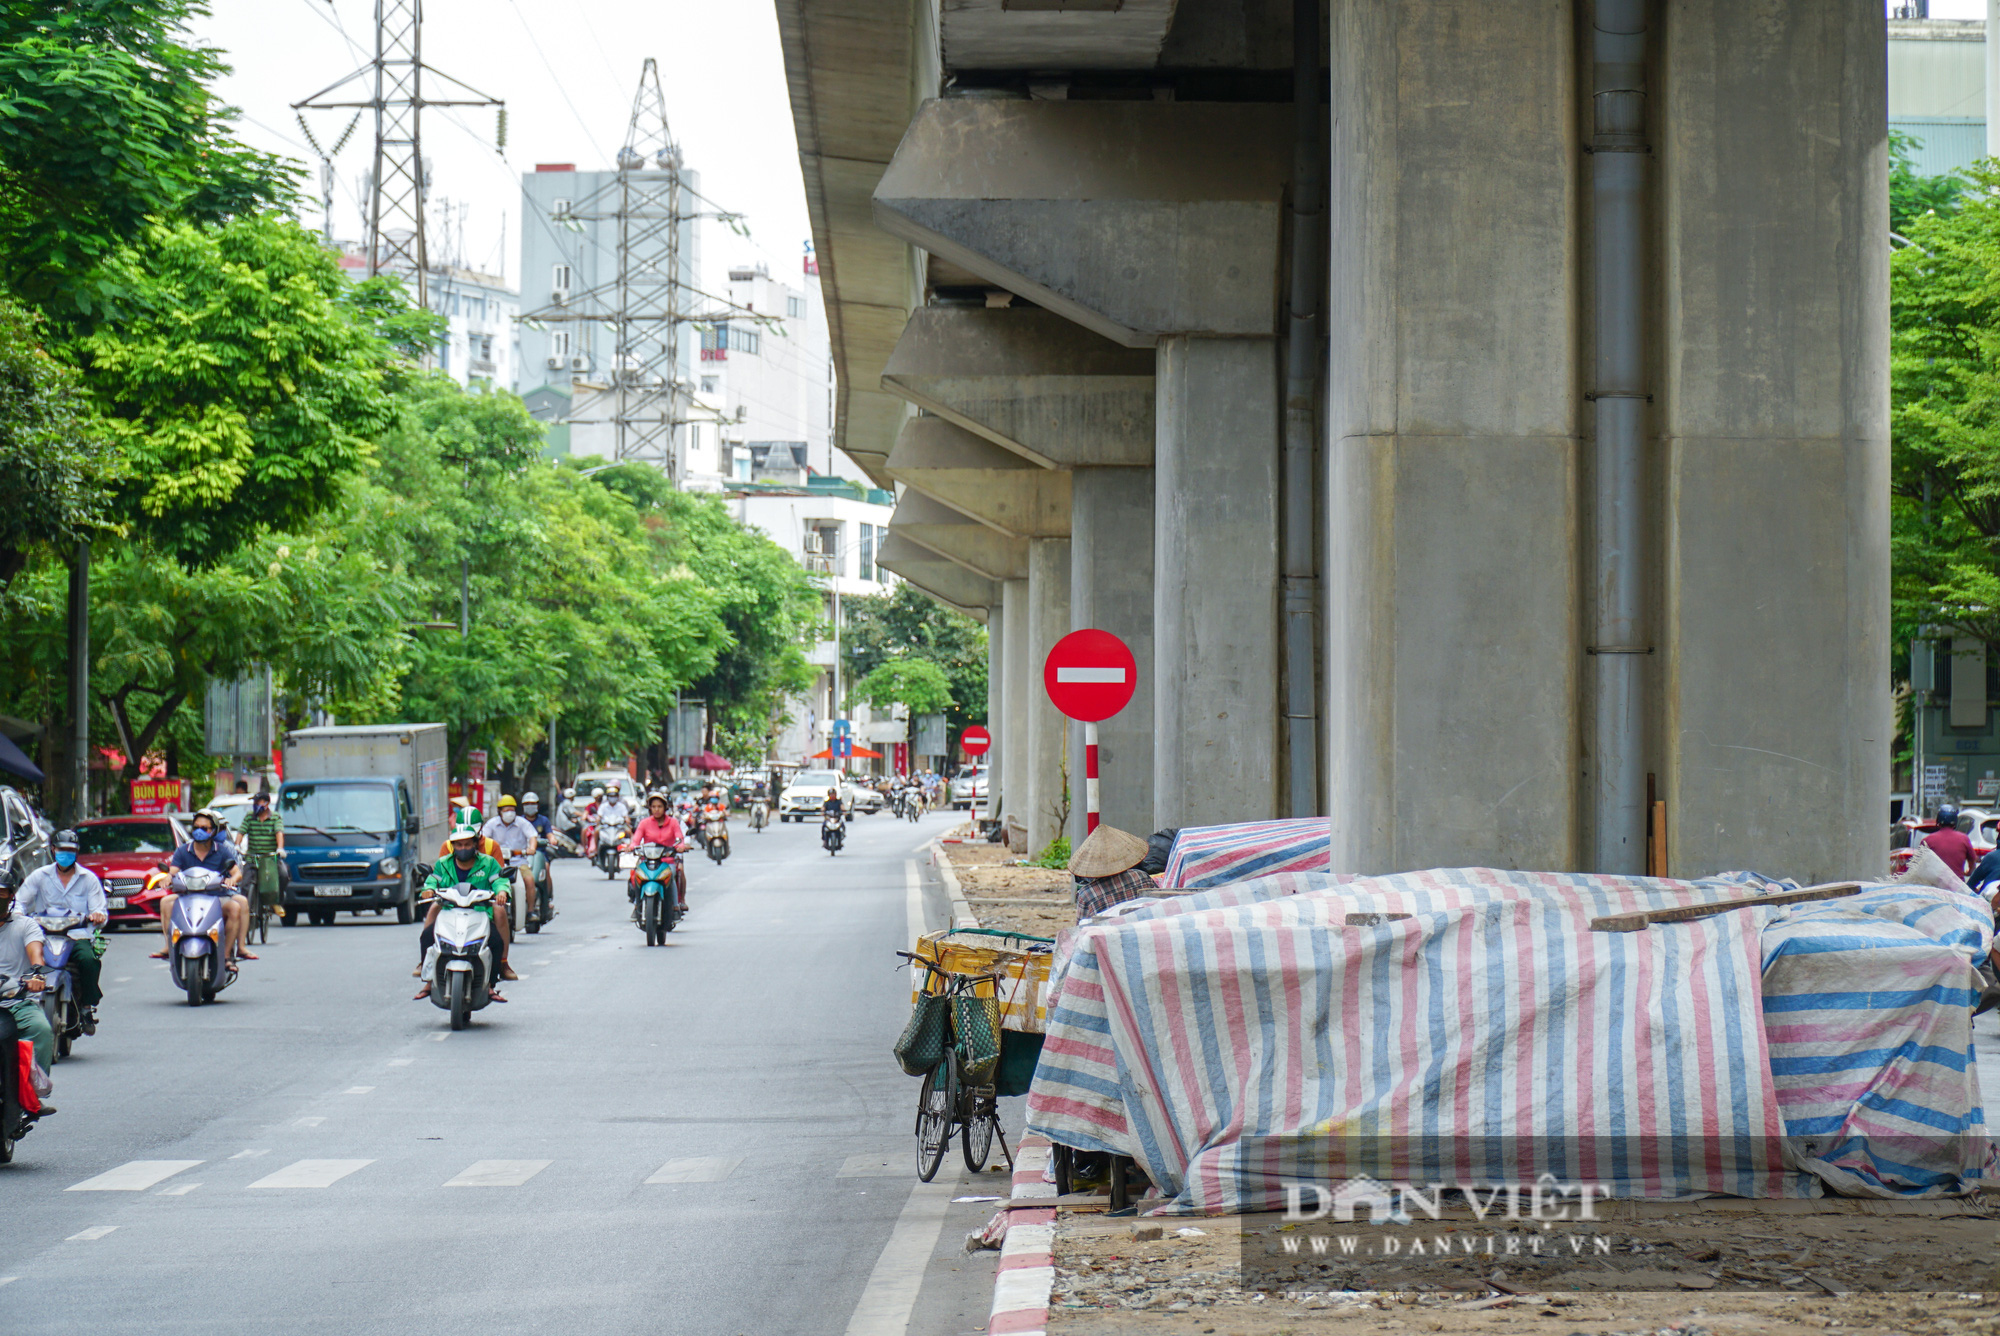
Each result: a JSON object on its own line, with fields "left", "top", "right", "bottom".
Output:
{"left": 443, "top": 1160, "right": 550, "bottom": 1187}
{"left": 156, "top": 1182, "right": 201, "bottom": 1196}
{"left": 430, "top": 1032, "right": 448, "bottom": 1042}
{"left": 0, "top": 1277, "right": 15, "bottom": 1286}
{"left": 67, "top": 1226, "right": 117, "bottom": 1241}
{"left": 644, "top": 1156, "right": 741, "bottom": 1184}
{"left": 228, "top": 1149, "right": 268, "bottom": 1160}
{"left": 292, "top": 1117, "right": 325, "bottom": 1128}
{"left": 342, "top": 1086, "right": 374, "bottom": 1095}
{"left": 248, "top": 1159, "right": 374, "bottom": 1189}
{"left": 112, "top": 976, "right": 132, "bottom": 983}
{"left": 843, "top": 1180, "right": 955, "bottom": 1336}
{"left": 904, "top": 859, "right": 923, "bottom": 950}
{"left": 387, "top": 1058, "right": 413, "bottom": 1066}
{"left": 837, "top": 1153, "right": 912, "bottom": 1179}
{"left": 67, "top": 1160, "right": 203, "bottom": 1192}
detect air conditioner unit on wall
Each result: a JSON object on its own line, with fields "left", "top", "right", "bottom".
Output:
{"left": 550, "top": 289, "right": 568, "bottom": 306}
{"left": 545, "top": 357, "right": 563, "bottom": 370}
{"left": 569, "top": 356, "right": 588, "bottom": 372}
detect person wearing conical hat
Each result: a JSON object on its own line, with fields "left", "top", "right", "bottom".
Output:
{"left": 1068, "top": 824, "right": 1156, "bottom": 921}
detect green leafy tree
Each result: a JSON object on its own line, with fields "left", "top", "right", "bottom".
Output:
{"left": 71, "top": 216, "right": 425, "bottom": 565}
{"left": 843, "top": 583, "right": 988, "bottom": 746}
{"left": 0, "top": 0, "right": 295, "bottom": 320}
{"left": 1891, "top": 130, "right": 1965, "bottom": 237}
{"left": 0, "top": 295, "right": 116, "bottom": 593}
{"left": 852, "top": 657, "right": 953, "bottom": 716}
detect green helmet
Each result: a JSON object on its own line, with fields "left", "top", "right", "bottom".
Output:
{"left": 457, "top": 804, "right": 482, "bottom": 827}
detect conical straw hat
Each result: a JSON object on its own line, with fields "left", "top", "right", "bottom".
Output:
{"left": 1068, "top": 824, "right": 1149, "bottom": 878}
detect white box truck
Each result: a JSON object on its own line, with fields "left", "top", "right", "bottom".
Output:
{"left": 279, "top": 724, "right": 450, "bottom": 924}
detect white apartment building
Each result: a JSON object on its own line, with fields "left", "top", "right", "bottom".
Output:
{"left": 726, "top": 480, "right": 898, "bottom": 767}
{"left": 692, "top": 251, "right": 835, "bottom": 487}
{"left": 430, "top": 266, "right": 520, "bottom": 391}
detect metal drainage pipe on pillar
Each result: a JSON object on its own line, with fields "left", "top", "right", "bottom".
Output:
{"left": 1281, "top": 0, "right": 1324, "bottom": 820}
{"left": 1588, "top": 0, "right": 1649, "bottom": 875}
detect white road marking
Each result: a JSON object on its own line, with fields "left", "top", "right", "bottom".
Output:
{"left": 342, "top": 1086, "right": 374, "bottom": 1095}
{"left": 443, "top": 1160, "right": 550, "bottom": 1188}
{"left": 644, "top": 1156, "right": 741, "bottom": 1184}
{"left": 0, "top": 1277, "right": 15, "bottom": 1286}
{"left": 430, "top": 1033, "right": 448, "bottom": 1042}
{"left": 904, "top": 860, "right": 923, "bottom": 951}
{"left": 112, "top": 976, "right": 132, "bottom": 983}
{"left": 837, "top": 1153, "right": 911, "bottom": 1179}
{"left": 228, "top": 1149, "right": 268, "bottom": 1160}
{"left": 248, "top": 1159, "right": 373, "bottom": 1189}
{"left": 67, "top": 1226, "right": 117, "bottom": 1241}
{"left": 292, "top": 1117, "right": 325, "bottom": 1128}
{"left": 387, "top": 1058, "right": 413, "bottom": 1067}
{"left": 842, "top": 1181, "right": 956, "bottom": 1335}
{"left": 67, "top": 1160, "right": 203, "bottom": 1192}
{"left": 156, "top": 1182, "right": 201, "bottom": 1196}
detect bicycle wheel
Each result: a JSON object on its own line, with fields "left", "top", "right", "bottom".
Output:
{"left": 915, "top": 1063, "right": 952, "bottom": 1182}
{"left": 961, "top": 1075, "right": 995, "bottom": 1173}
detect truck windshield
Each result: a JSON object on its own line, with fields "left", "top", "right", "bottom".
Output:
{"left": 280, "top": 783, "right": 397, "bottom": 833}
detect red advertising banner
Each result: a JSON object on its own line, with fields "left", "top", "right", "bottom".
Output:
{"left": 129, "top": 777, "right": 188, "bottom": 816}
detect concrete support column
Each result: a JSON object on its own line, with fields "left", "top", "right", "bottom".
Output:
{"left": 1025, "top": 538, "right": 1072, "bottom": 854}
{"left": 1655, "top": 0, "right": 1886, "bottom": 881}
{"left": 1001, "top": 578, "right": 1030, "bottom": 832}
{"left": 985, "top": 588, "right": 1004, "bottom": 823}
{"left": 1154, "top": 336, "right": 1281, "bottom": 830}
{"left": 1069, "top": 467, "right": 1156, "bottom": 845}
{"left": 1326, "top": 0, "right": 1581, "bottom": 874}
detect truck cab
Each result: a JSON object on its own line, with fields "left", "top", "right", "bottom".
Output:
{"left": 278, "top": 777, "right": 422, "bottom": 924}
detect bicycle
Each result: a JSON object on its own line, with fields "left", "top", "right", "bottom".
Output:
{"left": 242, "top": 860, "right": 271, "bottom": 947}
{"left": 898, "top": 951, "right": 1012, "bottom": 1181}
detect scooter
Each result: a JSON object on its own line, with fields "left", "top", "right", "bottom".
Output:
{"left": 0, "top": 971, "right": 50, "bottom": 1164}
{"left": 28, "top": 914, "right": 93, "bottom": 1059}
{"left": 822, "top": 810, "right": 845, "bottom": 856}
{"left": 595, "top": 818, "right": 630, "bottom": 879}
{"left": 629, "top": 842, "right": 683, "bottom": 946}
{"left": 748, "top": 799, "right": 768, "bottom": 833}
{"left": 702, "top": 807, "right": 730, "bottom": 864}
{"left": 167, "top": 867, "right": 238, "bottom": 1007}
{"left": 424, "top": 880, "right": 502, "bottom": 1031}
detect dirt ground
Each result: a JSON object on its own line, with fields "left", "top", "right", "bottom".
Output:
{"left": 1048, "top": 1201, "right": 2000, "bottom": 1335}
{"left": 937, "top": 836, "right": 1074, "bottom": 938}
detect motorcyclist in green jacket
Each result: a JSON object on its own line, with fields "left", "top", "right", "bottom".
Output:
{"left": 413, "top": 824, "right": 511, "bottom": 1004}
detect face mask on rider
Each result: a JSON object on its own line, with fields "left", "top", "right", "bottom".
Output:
{"left": 55, "top": 851, "right": 77, "bottom": 870}
{"left": 500, "top": 810, "right": 516, "bottom": 825}
{"left": 192, "top": 826, "right": 214, "bottom": 843}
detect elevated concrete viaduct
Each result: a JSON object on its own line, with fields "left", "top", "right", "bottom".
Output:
{"left": 777, "top": 0, "right": 1888, "bottom": 883}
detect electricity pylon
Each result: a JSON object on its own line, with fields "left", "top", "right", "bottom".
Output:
{"left": 293, "top": 0, "right": 500, "bottom": 307}
{"left": 522, "top": 59, "right": 726, "bottom": 477}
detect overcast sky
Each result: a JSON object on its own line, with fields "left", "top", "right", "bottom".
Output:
{"left": 189, "top": 0, "right": 815, "bottom": 297}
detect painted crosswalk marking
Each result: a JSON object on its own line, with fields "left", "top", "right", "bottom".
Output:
{"left": 443, "top": 1160, "right": 550, "bottom": 1188}
{"left": 644, "top": 1156, "right": 741, "bottom": 1184}
{"left": 156, "top": 1181, "right": 201, "bottom": 1196}
{"left": 67, "top": 1226, "right": 116, "bottom": 1241}
{"left": 67, "top": 1160, "right": 202, "bottom": 1192}
{"left": 248, "top": 1159, "right": 374, "bottom": 1189}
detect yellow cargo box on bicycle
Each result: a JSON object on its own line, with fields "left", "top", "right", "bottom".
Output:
{"left": 906, "top": 927, "right": 1053, "bottom": 1034}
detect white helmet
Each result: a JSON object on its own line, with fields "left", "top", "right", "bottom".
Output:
{"left": 591, "top": 786, "right": 604, "bottom": 798}
{"left": 562, "top": 787, "right": 575, "bottom": 799}
{"left": 521, "top": 791, "right": 540, "bottom": 805}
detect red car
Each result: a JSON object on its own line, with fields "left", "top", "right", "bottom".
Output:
{"left": 74, "top": 815, "right": 189, "bottom": 929}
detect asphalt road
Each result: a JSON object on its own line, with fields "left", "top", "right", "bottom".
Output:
{"left": 1, "top": 806, "right": 1018, "bottom": 1336}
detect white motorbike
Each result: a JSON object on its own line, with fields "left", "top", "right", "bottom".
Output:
{"left": 594, "top": 817, "right": 630, "bottom": 879}
{"left": 423, "top": 881, "right": 502, "bottom": 1031}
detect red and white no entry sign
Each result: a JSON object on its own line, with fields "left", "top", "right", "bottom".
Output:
{"left": 1043, "top": 628, "right": 1137, "bottom": 837}
{"left": 1042, "top": 629, "right": 1137, "bottom": 723}
{"left": 960, "top": 725, "right": 991, "bottom": 756}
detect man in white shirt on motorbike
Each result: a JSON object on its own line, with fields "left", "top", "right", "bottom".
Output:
{"left": 477, "top": 796, "right": 533, "bottom": 981}
{"left": 595, "top": 783, "right": 636, "bottom": 841}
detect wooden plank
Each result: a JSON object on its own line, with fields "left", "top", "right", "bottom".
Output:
{"left": 1589, "top": 881, "right": 1862, "bottom": 933}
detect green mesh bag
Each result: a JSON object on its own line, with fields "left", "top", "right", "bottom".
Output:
{"left": 893, "top": 992, "right": 949, "bottom": 1077}
{"left": 954, "top": 993, "right": 1003, "bottom": 1086}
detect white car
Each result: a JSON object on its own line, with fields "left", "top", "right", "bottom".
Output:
{"left": 779, "top": 769, "right": 844, "bottom": 821}
{"left": 949, "top": 765, "right": 989, "bottom": 811}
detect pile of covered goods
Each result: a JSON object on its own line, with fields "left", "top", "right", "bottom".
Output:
{"left": 1026, "top": 838, "right": 1996, "bottom": 1214}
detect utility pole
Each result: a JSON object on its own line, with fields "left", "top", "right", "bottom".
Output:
{"left": 293, "top": 0, "right": 500, "bottom": 308}
{"left": 65, "top": 541, "right": 90, "bottom": 825}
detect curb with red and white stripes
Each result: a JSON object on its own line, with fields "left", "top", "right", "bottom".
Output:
{"left": 989, "top": 1135, "right": 1058, "bottom": 1335}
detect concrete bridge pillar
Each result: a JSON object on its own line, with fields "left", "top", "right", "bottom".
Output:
{"left": 1154, "top": 336, "right": 1281, "bottom": 830}
{"left": 1001, "top": 576, "right": 1030, "bottom": 838}
{"left": 1069, "top": 466, "right": 1155, "bottom": 846}
{"left": 1025, "top": 538, "right": 1072, "bottom": 854}
{"left": 1325, "top": 0, "right": 1886, "bottom": 881}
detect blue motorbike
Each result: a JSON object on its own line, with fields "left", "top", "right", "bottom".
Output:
{"left": 630, "top": 842, "right": 682, "bottom": 946}
{"left": 28, "top": 913, "right": 93, "bottom": 1060}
